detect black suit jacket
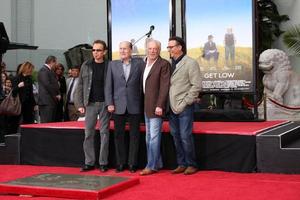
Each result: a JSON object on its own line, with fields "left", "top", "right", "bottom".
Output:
{"left": 37, "top": 65, "right": 60, "bottom": 106}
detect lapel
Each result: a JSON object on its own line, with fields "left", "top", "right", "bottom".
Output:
{"left": 127, "top": 58, "right": 138, "bottom": 82}
{"left": 44, "top": 64, "right": 57, "bottom": 78}
{"left": 116, "top": 60, "right": 126, "bottom": 81}
{"left": 146, "top": 56, "right": 161, "bottom": 80}
{"left": 43, "top": 64, "right": 51, "bottom": 72}
{"left": 172, "top": 55, "right": 186, "bottom": 77}
{"left": 104, "top": 60, "right": 108, "bottom": 78}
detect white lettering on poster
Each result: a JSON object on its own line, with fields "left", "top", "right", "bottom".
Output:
{"left": 202, "top": 80, "right": 251, "bottom": 89}
{"left": 203, "top": 72, "right": 235, "bottom": 79}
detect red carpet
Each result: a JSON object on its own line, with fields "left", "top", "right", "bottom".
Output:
{"left": 1, "top": 165, "right": 300, "bottom": 200}
{"left": 21, "top": 120, "right": 287, "bottom": 135}
{"left": 0, "top": 173, "right": 139, "bottom": 199}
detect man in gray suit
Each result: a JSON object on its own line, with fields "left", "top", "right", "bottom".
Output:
{"left": 74, "top": 40, "right": 110, "bottom": 172}
{"left": 168, "top": 36, "right": 201, "bottom": 175}
{"left": 105, "top": 41, "right": 144, "bottom": 173}
{"left": 38, "top": 55, "right": 60, "bottom": 123}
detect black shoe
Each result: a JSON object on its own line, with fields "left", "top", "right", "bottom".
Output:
{"left": 115, "top": 165, "right": 125, "bottom": 173}
{"left": 99, "top": 165, "right": 108, "bottom": 172}
{"left": 129, "top": 165, "right": 137, "bottom": 173}
{"left": 80, "top": 165, "right": 95, "bottom": 172}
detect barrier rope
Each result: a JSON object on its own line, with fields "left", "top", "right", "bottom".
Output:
{"left": 267, "top": 98, "right": 300, "bottom": 110}
{"left": 242, "top": 97, "right": 263, "bottom": 108}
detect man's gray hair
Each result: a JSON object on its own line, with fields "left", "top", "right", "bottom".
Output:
{"left": 45, "top": 55, "right": 57, "bottom": 64}
{"left": 147, "top": 39, "right": 161, "bottom": 52}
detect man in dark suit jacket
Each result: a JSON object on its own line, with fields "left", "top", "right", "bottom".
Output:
{"left": 105, "top": 41, "right": 144, "bottom": 173}
{"left": 140, "top": 39, "right": 171, "bottom": 176}
{"left": 38, "top": 55, "right": 60, "bottom": 123}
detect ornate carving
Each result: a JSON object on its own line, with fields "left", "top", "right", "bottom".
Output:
{"left": 259, "top": 49, "right": 300, "bottom": 106}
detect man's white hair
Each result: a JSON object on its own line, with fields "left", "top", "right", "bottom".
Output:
{"left": 147, "top": 39, "right": 161, "bottom": 52}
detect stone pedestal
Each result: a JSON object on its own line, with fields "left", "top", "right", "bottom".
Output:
{"left": 258, "top": 98, "right": 300, "bottom": 121}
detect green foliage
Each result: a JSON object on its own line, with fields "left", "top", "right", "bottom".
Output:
{"left": 32, "top": 70, "right": 38, "bottom": 83}
{"left": 239, "top": 0, "right": 289, "bottom": 111}
{"left": 255, "top": 0, "right": 289, "bottom": 103}
{"left": 283, "top": 24, "right": 300, "bottom": 56}
{"left": 257, "top": 0, "right": 289, "bottom": 54}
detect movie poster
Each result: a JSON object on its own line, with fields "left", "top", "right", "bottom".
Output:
{"left": 186, "top": 0, "right": 254, "bottom": 92}
{"left": 111, "top": 0, "right": 170, "bottom": 60}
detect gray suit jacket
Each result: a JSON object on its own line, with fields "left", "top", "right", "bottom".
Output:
{"left": 169, "top": 55, "right": 202, "bottom": 114}
{"left": 74, "top": 59, "right": 108, "bottom": 108}
{"left": 38, "top": 65, "right": 60, "bottom": 106}
{"left": 105, "top": 58, "right": 144, "bottom": 115}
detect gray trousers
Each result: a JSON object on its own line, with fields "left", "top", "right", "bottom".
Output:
{"left": 84, "top": 102, "right": 110, "bottom": 166}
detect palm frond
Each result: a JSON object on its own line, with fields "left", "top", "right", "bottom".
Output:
{"left": 283, "top": 25, "right": 300, "bottom": 56}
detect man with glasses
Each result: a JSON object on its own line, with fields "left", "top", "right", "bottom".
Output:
{"left": 74, "top": 40, "right": 110, "bottom": 172}
{"left": 167, "top": 36, "right": 201, "bottom": 175}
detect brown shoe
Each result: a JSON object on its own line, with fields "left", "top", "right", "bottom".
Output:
{"left": 140, "top": 168, "right": 156, "bottom": 176}
{"left": 184, "top": 166, "right": 198, "bottom": 175}
{"left": 172, "top": 166, "right": 187, "bottom": 174}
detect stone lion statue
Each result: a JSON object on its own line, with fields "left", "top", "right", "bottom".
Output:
{"left": 259, "top": 49, "right": 300, "bottom": 106}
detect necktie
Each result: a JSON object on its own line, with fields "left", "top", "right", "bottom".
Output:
{"left": 66, "top": 78, "right": 75, "bottom": 103}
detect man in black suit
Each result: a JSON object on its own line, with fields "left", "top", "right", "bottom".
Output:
{"left": 38, "top": 55, "right": 60, "bottom": 123}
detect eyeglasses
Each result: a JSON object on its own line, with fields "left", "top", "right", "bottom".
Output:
{"left": 92, "top": 49, "right": 104, "bottom": 52}
{"left": 167, "top": 45, "right": 178, "bottom": 49}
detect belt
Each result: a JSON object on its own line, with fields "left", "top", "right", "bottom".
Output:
{"left": 68, "top": 102, "right": 74, "bottom": 105}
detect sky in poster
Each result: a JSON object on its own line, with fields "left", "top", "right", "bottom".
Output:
{"left": 111, "top": 0, "right": 253, "bottom": 51}
{"left": 186, "top": 0, "right": 253, "bottom": 48}
{"left": 111, "top": 0, "right": 169, "bottom": 52}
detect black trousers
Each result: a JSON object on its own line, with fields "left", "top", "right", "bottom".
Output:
{"left": 0, "top": 115, "right": 19, "bottom": 142}
{"left": 113, "top": 113, "right": 140, "bottom": 166}
{"left": 39, "top": 105, "right": 57, "bottom": 123}
{"left": 21, "top": 103, "right": 35, "bottom": 124}
{"left": 0, "top": 115, "right": 4, "bottom": 143}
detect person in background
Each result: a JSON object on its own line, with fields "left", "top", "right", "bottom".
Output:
{"left": 167, "top": 36, "right": 202, "bottom": 175}
{"left": 32, "top": 82, "right": 39, "bottom": 123}
{"left": 0, "top": 62, "right": 6, "bottom": 143}
{"left": 38, "top": 55, "right": 60, "bottom": 123}
{"left": 1, "top": 61, "right": 6, "bottom": 73}
{"left": 0, "top": 62, "right": 5, "bottom": 99}
{"left": 16, "top": 63, "right": 22, "bottom": 75}
{"left": 1, "top": 72, "right": 7, "bottom": 91}
{"left": 105, "top": 41, "right": 144, "bottom": 173}
{"left": 12, "top": 61, "right": 36, "bottom": 125}
{"left": 0, "top": 62, "right": 18, "bottom": 138}
{"left": 74, "top": 40, "right": 110, "bottom": 172}
{"left": 3, "top": 78, "right": 12, "bottom": 96}
{"left": 140, "top": 39, "right": 171, "bottom": 175}
{"left": 55, "top": 63, "right": 67, "bottom": 121}
{"left": 65, "top": 66, "right": 80, "bottom": 121}
{"left": 67, "top": 68, "right": 72, "bottom": 78}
